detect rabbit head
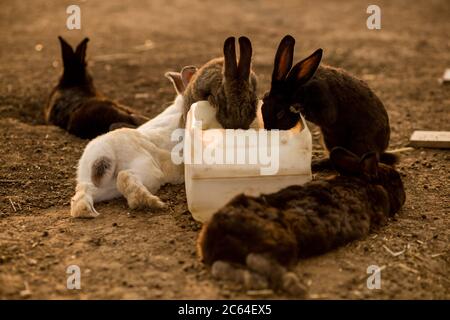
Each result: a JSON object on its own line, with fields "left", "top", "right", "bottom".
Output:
{"left": 211, "top": 36, "right": 258, "bottom": 129}
{"left": 57, "top": 36, "right": 94, "bottom": 89}
{"left": 262, "top": 35, "right": 322, "bottom": 130}
{"left": 330, "top": 147, "right": 406, "bottom": 215}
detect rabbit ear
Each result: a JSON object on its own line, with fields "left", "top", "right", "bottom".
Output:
{"left": 74, "top": 37, "right": 89, "bottom": 65}
{"left": 272, "top": 35, "right": 295, "bottom": 83}
{"left": 58, "top": 36, "right": 75, "bottom": 67}
{"left": 180, "top": 66, "right": 198, "bottom": 88}
{"left": 237, "top": 36, "right": 252, "bottom": 80}
{"left": 165, "top": 72, "right": 184, "bottom": 95}
{"left": 223, "top": 37, "right": 238, "bottom": 79}
{"left": 360, "top": 152, "right": 379, "bottom": 179}
{"left": 287, "top": 48, "right": 322, "bottom": 86}
{"left": 208, "top": 95, "right": 217, "bottom": 108}
{"left": 330, "top": 147, "right": 362, "bottom": 176}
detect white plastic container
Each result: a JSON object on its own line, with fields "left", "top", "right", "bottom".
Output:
{"left": 184, "top": 101, "right": 312, "bottom": 223}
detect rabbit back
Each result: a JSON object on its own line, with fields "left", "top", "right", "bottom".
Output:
{"left": 45, "top": 87, "right": 95, "bottom": 130}
{"left": 266, "top": 178, "right": 389, "bottom": 257}
{"left": 297, "top": 65, "right": 390, "bottom": 157}
{"left": 47, "top": 37, "right": 147, "bottom": 139}
{"left": 199, "top": 175, "right": 396, "bottom": 267}
{"left": 64, "top": 96, "right": 145, "bottom": 139}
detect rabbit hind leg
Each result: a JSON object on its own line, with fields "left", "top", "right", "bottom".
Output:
{"left": 116, "top": 169, "right": 166, "bottom": 210}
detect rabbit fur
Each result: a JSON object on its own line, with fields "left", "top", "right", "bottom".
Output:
{"left": 261, "top": 35, "right": 395, "bottom": 165}
{"left": 183, "top": 36, "right": 258, "bottom": 129}
{"left": 70, "top": 67, "right": 197, "bottom": 218}
{"left": 45, "top": 36, "right": 148, "bottom": 139}
{"left": 197, "top": 147, "right": 405, "bottom": 293}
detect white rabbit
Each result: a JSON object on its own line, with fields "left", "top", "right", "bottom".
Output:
{"left": 70, "top": 66, "right": 197, "bottom": 218}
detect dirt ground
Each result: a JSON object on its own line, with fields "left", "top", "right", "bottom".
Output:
{"left": 0, "top": 0, "right": 448, "bottom": 299}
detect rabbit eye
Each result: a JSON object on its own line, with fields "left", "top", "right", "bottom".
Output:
{"left": 276, "top": 110, "right": 286, "bottom": 119}
{"left": 289, "top": 104, "right": 301, "bottom": 114}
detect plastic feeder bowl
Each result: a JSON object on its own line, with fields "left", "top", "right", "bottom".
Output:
{"left": 184, "top": 101, "right": 312, "bottom": 223}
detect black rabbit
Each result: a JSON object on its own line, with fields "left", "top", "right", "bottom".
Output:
{"left": 261, "top": 35, "right": 396, "bottom": 165}
{"left": 45, "top": 37, "right": 148, "bottom": 139}
{"left": 198, "top": 147, "right": 405, "bottom": 294}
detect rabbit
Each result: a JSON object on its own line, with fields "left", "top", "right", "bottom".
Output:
{"left": 197, "top": 146, "right": 405, "bottom": 293}
{"left": 261, "top": 35, "right": 397, "bottom": 166}
{"left": 45, "top": 36, "right": 148, "bottom": 139}
{"left": 70, "top": 66, "right": 197, "bottom": 218}
{"left": 182, "top": 36, "right": 258, "bottom": 129}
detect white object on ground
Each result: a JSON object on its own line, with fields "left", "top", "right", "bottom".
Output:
{"left": 184, "top": 100, "right": 312, "bottom": 223}
{"left": 440, "top": 68, "right": 450, "bottom": 84}
{"left": 409, "top": 130, "right": 450, "bottom": 149}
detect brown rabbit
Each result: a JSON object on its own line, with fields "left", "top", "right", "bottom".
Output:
{"left": 45, "top": 37, "right": 148, "bottom": 139}
{"left": 198, "top": 146, "right": 405, "bottom": 293}
{"left": 261, "top": 35, "right": 396, "bottom": 165}
{"left": 183, "top": 36, "right": 258, "bottom": 129}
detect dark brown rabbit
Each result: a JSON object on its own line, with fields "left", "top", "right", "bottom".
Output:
{"left": 261, "top": 35, "right": 396, "bottom": 165}
{"left": 183, "top": 36, "right": 258, "bottom": 129}
{"left": 45, "top": 36, "right": 148, "bottom": 139}
{"left": 197, "top": 147, "right": 405, "bottom": 292}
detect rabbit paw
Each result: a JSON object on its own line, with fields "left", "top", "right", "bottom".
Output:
{"left": 70, "top": 194, "right": 100, "bottom": 218}
{"left": 209, "top": 254, "right": 306, "bottom": 296}
{"left": 211, "top": 260, "right": 269, "bottom": 290}
{"left": 126, "top": 187, "right": 166, "bottom": 210}
{"left": 246, "top": 253, "right": 306, "bottom": 296}
{"left": 281, "top": 272, "right": 307, "bottom": 296}
{"left": 116, "top": 170, "right": 167, "bottom": 211}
